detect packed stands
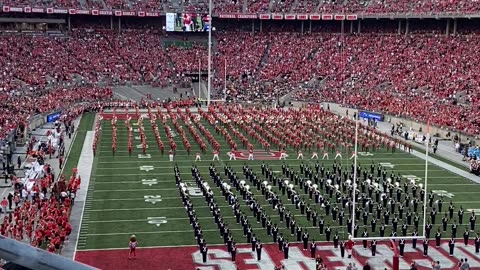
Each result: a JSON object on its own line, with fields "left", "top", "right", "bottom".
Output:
{"left": 0, "top": 26, "right": 479, "bottom": 137}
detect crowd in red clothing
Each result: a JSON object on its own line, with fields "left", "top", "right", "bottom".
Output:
{"left": 2, "top": 28, "right": 480, "bottom": 139}
{"left": 211, "top": 32, "right": 480, "bottom": 135}
{"left": 1, "top": 167, "right": 80, "bottom": 253}
{"left": 1, "top": 0, "right": 479, "bottom": 14}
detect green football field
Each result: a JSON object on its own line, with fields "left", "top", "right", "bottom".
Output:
{"left": 75, "top": 111, "right": 480, "bottom": 251}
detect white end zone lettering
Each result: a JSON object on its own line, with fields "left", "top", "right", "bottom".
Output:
{"left": 147, "top": 217, "right": 167, "bottom": 227}
{"left": 237, "top": 248, "right": 275, "bottom": 269}
{"left": 281, "top": 247, "right": 316, "bottom": 269}
{"left": 192, "top": 249, "right": 236, "bottom": 270}
{"left": 432, "top": 190, "right": 454, "bottom": 198}
{"left": 358, "top": 152, "right": 374, "bottom": 156}
{"left": 140, "top": 165, "right": 154, "bottom": 171}
{"left": 138, "top": 154, "right": 152, "bottom": 159}
{"left": 142, "top": 179, "right": 158, "bottom": 186}
{"left": 144, "top": 195, "right": 162, "bottom": 204}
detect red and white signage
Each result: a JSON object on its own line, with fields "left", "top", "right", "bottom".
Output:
{"left": 322, "top": 14, "right": 333, "bottom": 20}
{"left": 284, "top": 14, "right": 295, "bottom": 20}
{"left": 346, "top": 14, "right": 358, "bottom": 20}
{"left": 297, "top": 14, "right": 308, "bottom": 20}
{"left": 259, "top": 14, "right": 271, "bottom": 20}
{"left": 334, "top": 14, "right": 346, "bottom": 20}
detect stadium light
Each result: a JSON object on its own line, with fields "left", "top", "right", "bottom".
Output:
{"left": 351, "top": 115, "right": 428, "bottom": 243}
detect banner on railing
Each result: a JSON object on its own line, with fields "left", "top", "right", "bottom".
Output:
{"left": 46, "top": 111, "right": 62, "bottom": 123}
{"left": 0, "top": 6, "right": 356, "bottom": 21}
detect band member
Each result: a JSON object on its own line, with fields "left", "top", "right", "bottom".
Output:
{"left": 251, "top": 234, "right": 257, "bottom": 251}
{"left": 248, "top": 149, "right": 254, "bottom": 160}
{"left": 350, "top": 151, "right": 356, "bottom": 160}
{"left": 325, "top": 225, "right": 332, "bottom": 241}
{"left": 371, "top": 239, "right": 377, "bottom": 256}
{"left": 195, "top": 152, "right": 201, "bottom": 162}
{"left": 231, "top": 244, "right": 237, "bottom": 261}
{"left": 302, "top": 231, "right": 309, "bottom": 250}
{"left": 201, "top": 245, "right": 208, "bottom": 262}
{"left": 311, "top": 151, "right": 318, "bottom": 159}
{"left": 128, "top": 235, "right": 138, "bottom": 259}
{"left": 399, "top": 238, "right": 405, "bottom": 257}
{"left": 212, "top": 150, "right": 219, "bottom": 161}
{"left": 449, "top": 238, "right": 455, "bottom": 256}
{"left": 333, "top": 231, "right": 339, "bottom": 248}
{"left": 229, "top": 149, "right": 237, "bottom": 160}
{"left": 279, "top": 149, "right": 287, "bottom": 160}
{"left": 412, "top": 229, "right": 418, "bottom": 249}
{"left": 362, "top": 229, "right": 368, "bottom": 249}
{"left": 283, "top": 241, "right": 289, "bottom": 259}
{"left": 278, "top": 234, "right": 284, "bottom": 251}
{"left": 310, "top": 240, "right": 317, "bottom": 258}
{"left": 464, "top": 228, "right": 470, "bottom": 246}
{"left": 340, "top": 240, "right": 345, "bottom": 258}
{"left": 256, "top": 242, "right": 262, "bottom": 261}
{"left": 475, "top": 233, "right": 480, "bottom": 254}
{"left": 334, "top": 150, "right": 342, "bottom": 160}
{"left": 435, "top": 229, "right": 442, "bottom": 248}
{"left": 322, "top": 150, "right": 329, "bottom": 160}
{"left": 423, "top": 239, "right": 429, "bottom": 256}
{"left": 297, "top": 150, "right": 304, "bottom": 160}
{"left": 169, "top": 149, "right": 174, "bottom": 161}
{"left": 470, "top": 212, "right": 476, "bottom": 232}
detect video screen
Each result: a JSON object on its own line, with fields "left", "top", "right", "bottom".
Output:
{"left": 166, "top": 13, "right": 210, "bottom": 32}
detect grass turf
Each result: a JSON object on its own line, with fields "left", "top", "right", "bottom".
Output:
{"left": 76, "top": 113, "right": 480, "bottom": 251}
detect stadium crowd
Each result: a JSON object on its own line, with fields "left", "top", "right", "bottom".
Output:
{"left": 1, "top": 0, "right": 480, "bottom": 14}
{"left": 1, "top": 28, "right": 480, "bottom": 137}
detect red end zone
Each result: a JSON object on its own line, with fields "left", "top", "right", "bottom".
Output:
{"left": 75, "top": 241, "right": 480, "bottom": 270}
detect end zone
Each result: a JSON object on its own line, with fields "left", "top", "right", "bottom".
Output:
{"left": 75, "top": 241, "right": 479, "bottom": 270}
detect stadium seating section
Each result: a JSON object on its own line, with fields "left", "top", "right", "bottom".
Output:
{"left": 1, "top": 27, "right": 480, "bottom": 138}
{"left": 0, "top": 0, "right": 479, "bottom": 14}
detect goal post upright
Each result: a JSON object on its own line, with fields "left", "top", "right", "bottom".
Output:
{"left": 349, "top": 116, "right": 429, "bottom": 270}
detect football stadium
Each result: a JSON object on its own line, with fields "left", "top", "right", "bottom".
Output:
{"left": 0, "top": 2, "right": 480, "bottom": 270}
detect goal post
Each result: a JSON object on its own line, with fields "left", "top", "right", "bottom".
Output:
{"left": 349, "top": 114, "right": 429, "bottom": 270}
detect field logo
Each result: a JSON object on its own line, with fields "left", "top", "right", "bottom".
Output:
{"left": 137, "top": 144, "right": 149, "bottom": 149}
{"left": 147, "top": 217, "right": 167, "bottom": 227}
{"left": 467, "top": 209, "right": 480, "bottom": 215}
{"left": 142, "top": 179, "right": 158, "bottom": 186}
{"left": 144, "top": 195, "right": 162, "bottom": 204}
{"left": 138, "top": 154, "right": 151, "bottom": 159}
{"left": 379, "top": 162, "right": 395, "bottom": 168}
{"left": 230, "top": 150, "right": 282, "bottom": 160}
{"left": 402, "top": 175, "right": 422, "bottom": 182}
{"left": 140, "top": 165, "right": 154, "bottom": 171}
{"left": 432, "top": 190, "right": 454, "bottom": 198}
{"left": 358, "top": 152, "right": 374, "bottom": 156}
{"left": 188, "top": 187, "right": 203, "bottom": 196}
